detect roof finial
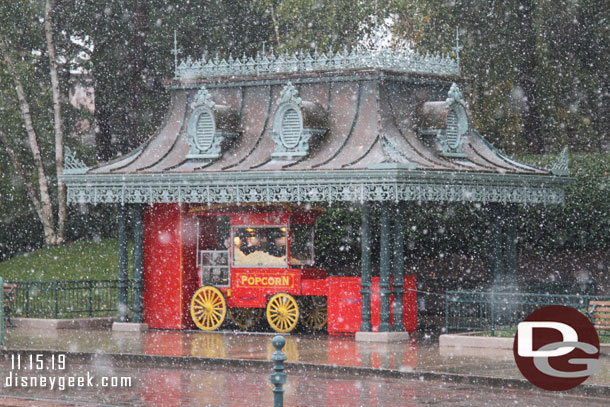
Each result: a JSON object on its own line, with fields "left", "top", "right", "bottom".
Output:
{"left": 550, "top": 146, "right": 570, "bottom": 176}
{"left": 446, "top": 83, "right": 465, "bottom": 107}
{"left": 172, "top": 30, "right": 182, "bottom": 78}
{"left": 453, "top": 27, "right": 462, "bottom": 74}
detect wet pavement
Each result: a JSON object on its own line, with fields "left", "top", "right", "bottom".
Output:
{"left": 3, "top": 327, "right": 610, "bottom": 385}
{"left": 1, "top": 327, "right": 609, "bottom": 406}
{"left": 1, "top": 359, "right": 609, "bottom": 407}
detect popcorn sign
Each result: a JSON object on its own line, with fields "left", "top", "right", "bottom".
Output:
{"left": 236, "top": 273, "right": 294, "bottom": 289}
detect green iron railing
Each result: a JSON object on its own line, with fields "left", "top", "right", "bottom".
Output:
{"left": 445, "top": 289, "right": 610, "bottom": 337}
{"left": 5, "top": 280, "right": 132, "bottom": 319}
{"left": 418, "top": 279, "right": 597, "bottom": 319}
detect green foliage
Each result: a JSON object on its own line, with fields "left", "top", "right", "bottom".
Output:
{"left": 519, "top": 153, "right": 610, "bottom": 251}
{"left": 315, "top": 203, "right": 362, "bottom": 273}
{"left": 0, "top": 198, "right": 118, "bottom": 261}
{"left": 388, "top": 0, "right": 610, "bottom": 153}
{"left": 255, "top": 0, "right": 380, "bottom": 52}
{"left": 59, "top": 0, "right": 276, "bottom": 158}
{"left": 314, "top": 201, "right": 490, "bottom": 272}
{"left": 0, "top": 238, "right": 130, "bottom": 281}
{"left": 0, "top": 213, "right": 43, "bottom": 261}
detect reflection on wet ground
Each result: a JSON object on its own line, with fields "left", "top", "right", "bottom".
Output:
{"left": 0, "top": 358, "right": 608, "bottom": 407}
{"left": 5, "top": 328, "right": 610, "bottom": 386}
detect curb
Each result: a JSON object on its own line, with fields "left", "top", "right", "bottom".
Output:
{"left": 1, "top": 349, "right": 609, "bottom": 398}
{"left": 439, "top": 332, "right": 610, "bottom": 355}
{"left": 9, "top": 318, "right": 115, "bottom": 330}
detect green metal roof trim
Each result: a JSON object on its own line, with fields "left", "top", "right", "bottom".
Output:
{"left": 174, "top": 47, "right": 459, "bottom": 80}
{"left": 63, "top": 169, "right": 567, "bottom": 205}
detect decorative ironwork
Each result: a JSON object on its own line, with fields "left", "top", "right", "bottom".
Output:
{"left": 270, "top": 335, "right": 287, "bottom": 407}
{"left": 369, "top": 134, "right": 418, "bottom": 169}
{"left": 186, "top": 85, "right": 238, "bottom": 160}
{"left": 64, "top": 170, "right": 567, "bottom": 206}
{"left": 186, "top": 107, "right": 221, "bottom": 159}
{"left": 175, "top": 47, "right": 459, "bottom": 80}
{"left": 439, "top": 83, "right": 468, "bottom": 158}
{"left": 172, "top": 30, "right": 182, "bottom": 76}
{"left": 277, "top": 82, "right": 303, "bottom": 106}
{"left": 550, "top": 147, "right": 570, "bottom": 176}
{"left": 191, "top": 85, "right": 216, "bottom": 109}
{"left": 445, "top": 82, "right": 466, "bottom": 107}
{"left": 63, "top": 147, "right": 88, "bottom": 174}
{"left": 271, "top": 83, "right": 326, "bottom": 159}
{"left": 453, "top": 27, "right": 462, "bottom": 75}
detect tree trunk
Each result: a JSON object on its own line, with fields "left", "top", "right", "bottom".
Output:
{"left": 0, "top": 132, "right": 46, "bottom": 224}
{"left": 95, "top": 103, "right": 114, "bottom": 161}
{"left": 123, "top": 0, "right": 148, "bottom": 153}
{"left": 270, "top": 3, "right": 281, "bottom": 46}
{"left": 1, "top": 45, "right": 58, "bottom": 246}
{"left": 45, "top": 0, "right": 66, "bottom": 244}
{"left": 517, "top": 0, "right": 544, "bottom": 154}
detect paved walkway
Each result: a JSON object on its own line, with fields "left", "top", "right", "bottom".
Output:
{"left": 1, "top": 327, "right": 609, "bottom": 406}
{"left": 1, "top": 360, "right": 608, "bottom": 407}
{"left": 4, "top": 327, "right": 610, "bottom": 386}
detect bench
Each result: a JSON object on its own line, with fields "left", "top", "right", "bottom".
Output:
{"left": 588, "top": 300, "right": 610, "bottom": 335}
{"left": 3, "top": 283, "right": 17, "bottom": 327}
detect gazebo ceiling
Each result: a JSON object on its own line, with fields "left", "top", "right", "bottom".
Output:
{"left": 63, "top": 48, "right": 569, "bottom": 206}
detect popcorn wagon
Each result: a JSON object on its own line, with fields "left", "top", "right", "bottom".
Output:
{"left": 188, "top": 204, "right": 328, "bottom": 333}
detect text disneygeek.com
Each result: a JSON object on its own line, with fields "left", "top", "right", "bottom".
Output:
{"left": 3, "top": 353, "right": 133, "bottom": 391}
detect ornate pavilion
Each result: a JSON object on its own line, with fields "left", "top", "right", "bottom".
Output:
{"left": 62, "top": 47, "right": 570, "bottom": 331}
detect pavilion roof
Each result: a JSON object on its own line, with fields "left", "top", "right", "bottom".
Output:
{"left": 63, "top": 49, "right": 569, "bottom": 206}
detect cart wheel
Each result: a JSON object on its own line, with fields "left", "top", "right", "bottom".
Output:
{"left": 300, "top": 296, "right": 327, "bottom": 331}
{"left": 266, "top": 293, "right": 299, "bottom": 333}
{"left": 190, "top": 286, "right": 226, "bottom": 331}
{"left": 228, "top": 308, "right": 263, "bottom": 330}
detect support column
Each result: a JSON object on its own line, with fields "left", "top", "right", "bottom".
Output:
{"left": 117, "top": 205, "right": 129, "bottom": 322}
{"left": 502, "top": 205, "right": 518, "bottom": 284}
{"left": 379, "top": 202, "right": 391, "bottom": 332}
{"left": 392, "top": 203, "right": 405, "bottom": 332}
{"left": 360, "top": 202, "right": 372, "bottom": 332}
{"left": 487, "top": 203, "right": 519, "bottom": 287}
{"left": 132, "top": 204, "right": 144, "bottom": 323}
{"left": 487, "top": 203, "right": 503, "bottom": 285}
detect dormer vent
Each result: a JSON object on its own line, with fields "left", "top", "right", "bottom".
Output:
{"left": 417, "top": 83, "right": 469, "bottom": 158}
{"left": 271, "top": 82, "right": 327, "bottom": 160}
{"left": 186, "top": 86, "right": 239, "bottom": 160}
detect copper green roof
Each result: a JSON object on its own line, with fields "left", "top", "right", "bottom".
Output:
{"left": 62, "top": 56, "right": 569, "bottom": 206}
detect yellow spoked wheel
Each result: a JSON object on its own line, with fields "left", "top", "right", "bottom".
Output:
{"left": 300, "top": 296, "right": 327, "bottom": 331}
{"left": 228, "top": 307, "right": 263, "bottom": 330}
{"left": 266, "top": 293, "right": 299, "bottom": 333}
{"left": 190, "top": 286, "right": 226, "bottom": 331}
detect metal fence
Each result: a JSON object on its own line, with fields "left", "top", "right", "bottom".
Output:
{"left": 5, "top": 280, "right": 132, "bottom": 319}
{"left": 418, "top": 279, "right": 597, "bottom": 328}
{"left": 445, "top": 289, "right": 610, "bottom": 336}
